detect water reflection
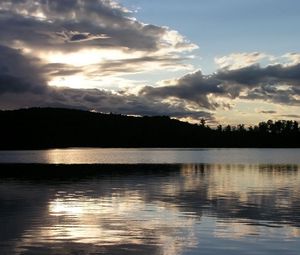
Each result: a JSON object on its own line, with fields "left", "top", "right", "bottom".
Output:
{"left": 1, "top": 164, "right": 300, "bottom": 254}
{"left": 1, "top": 148, "right": 300, "bottom": 164}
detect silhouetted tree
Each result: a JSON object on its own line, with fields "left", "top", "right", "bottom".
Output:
{"left": 237, "top": 124, "right": 246, "bottom": 132}
{"left": 200, "top": 118, "right": 206, "bottom": 127}
{"left": 258, "top": 122, "right": 268, "bottom": 133}
{"left": 0, "top": 108, "right": 299, "bottom": 149}
{"left": 224, "top": 125, "right": 231, "bottom": 132}
{"left": 293, "top": 121, "right": 299, "bottom": 132}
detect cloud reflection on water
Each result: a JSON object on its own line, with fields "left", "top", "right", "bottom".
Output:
{"left": 0, "top": 163, "right": 300, "bottom": 254}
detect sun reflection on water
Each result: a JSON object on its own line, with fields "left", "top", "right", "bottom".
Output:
{"left": 3, "top": 163, "right": 300, "bottom": 255}
{"left": 15, "top": 190, "right": 198, "bottom": 255}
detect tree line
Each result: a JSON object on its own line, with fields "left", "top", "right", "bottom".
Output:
{"left": 208, "top": 120, "right": 299, "bottom": 134}
{"left": 0, "top": 108, "right": 299, "bottom": 149}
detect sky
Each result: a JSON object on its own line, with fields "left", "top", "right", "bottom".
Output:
{"left": 0, "top": 0, "right": 300, "bottom": 125}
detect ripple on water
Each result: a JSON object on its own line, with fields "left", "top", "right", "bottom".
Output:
{"left": 0, "top": 163, "right": 300, "bottom": 254}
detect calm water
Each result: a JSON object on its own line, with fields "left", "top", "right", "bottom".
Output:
{"left": 0, "top": 149, "right": 300, "bottom": 254}
{"left": 1, "top": 148, "right": 300, "bottom": 164}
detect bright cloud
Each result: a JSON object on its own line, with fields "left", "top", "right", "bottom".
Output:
{"left": 215, "top": 52, "right": 271, "bottom": 70}
{"left": 0, "top": 0, "right": 197, "bottom": 88}
{"left": 0, "top": 0, "right": 300, "bottom": 124}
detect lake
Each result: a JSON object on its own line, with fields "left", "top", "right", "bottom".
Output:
{"left": 1, "top": 148, "right": 300, "bottom": 164}
{"left": 0, "top": 148, "right": 300, "bottom": 255}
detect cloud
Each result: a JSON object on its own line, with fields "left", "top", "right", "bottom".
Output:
{"left": 1, "top": 38, "right": 300, "bottom": 122}
{"left": 0, "top": 43, "right": 212, "bottom": 121}
{"left": 42, "top": 63, "right": 82, "bottom": 77}
{"left": 0, "top": 45, "right": 47, "bottom": 94}
{"left": 259, "top": 110, "right": 277, "bottom": 114}
{"left": 56, "top": 31, "right": 110, "bottom": 43}
{"left": 281, "top": 53, "right": 300, "bottom": 66}
{"left": 216, "top": 63, "right": 300, "bottom": 86}
{"left": 1, "top": 1, "right": 300, "bottom": 123}
{"left": 221, "top": 63, "right": 300, "bottom": 105}
{"left": 140, "top": 71, "right": 226, "bottom": 110}
{"left": 0, "top": 0, "right": 197, "bottom": 90}
{"left": 0, "top": 0, "right": 208, "bottom": 121}
{"left": 0, "top": 0, "right": 196, "bottom": 53}
{"left": 88, "top": 55, "right": 193, "bottom": 76}
{"left": 140, "top": 61, "right": 300, "bottom": 110}
{"left": 0, "top": 87, "right": 214, "bottom": 121}
{"left": 280, "top": 114, "right": 300, "bottom": 119}
{"left": 215, "top": 52, "right": 270, "bottom": 70}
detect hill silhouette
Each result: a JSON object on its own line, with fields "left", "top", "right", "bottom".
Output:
{"left": 0, "top": 107, "right": 299, "bottom": 149}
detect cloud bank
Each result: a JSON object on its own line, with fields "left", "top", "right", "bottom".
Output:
{"left": 0, "top": 44, "right": 211, "bottom": 121}
{"left": 0, "top": 0, "right": 300, "bottom": 123}
{"left": 141, "top": 62, "right": 300, "bottom": 110}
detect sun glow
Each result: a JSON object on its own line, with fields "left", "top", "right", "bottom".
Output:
{"left": 48, "top": 75, "right": 91, "bottom": 89}
{"left": 48, "top": 74, "right": 140, "bottom": 90}
{"left": 42, "top": 49, "right": 140, "bottom": 67}
{"left": 43, "top": 48, "right": 150, "bottom": 89}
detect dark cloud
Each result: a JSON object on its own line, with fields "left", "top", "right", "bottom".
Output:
{"left": 291, "top": 86, "right": 300, "bottom": 95}
{"left": 1, "top": 0, "right": 299, "bottom": 122}
{"left": 0, "top": 0, "right": 194, "bottom": 53}
{"left": 216, "top": 63, "right": 300, "bottom": 86}
{"left": 260, "top": 110, "right": 277, "bottom": 114}
{"left": 0, "top": 87, "right": 214, "bottom": 121}
{"left": 1, "top": 40, "right": 300, "bottom": 121}
{"left": 50, "top": 88, "right": 214, "bottom": 121}
{"left": 0, "top": 45, "right": 47, "bottom": 94}
{"left": 2, "top": 40, "right": 300, "bottom": 121}
{"left": 140, "top": 71, "right": 225, "bottom": 110}
{"left": 0, "top": 0, "right": 196, "bottom": 110}
{"left": 141, "top": 63, "right": 300, "bottom": 109}
{"left": 0, "top": 44, "right": 212, "bottom": 120}
{"left": 241, "top": 86, "right": 300, "bottom": 106}
{"left": 56, "top": 31, "right": 109, "bottom": 43}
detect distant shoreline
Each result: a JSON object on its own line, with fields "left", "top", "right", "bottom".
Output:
{"left": 1, "top": 107, "right": 300, "bottom": 149}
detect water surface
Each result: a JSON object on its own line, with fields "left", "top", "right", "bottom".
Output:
{"left": 1, "top": 148, "right": 300, "bottom": 164}
{"left": 0, "top": 162, "right": 300, "bottom": 254}
{"left": 1, "top": 149, "right": 300, "bottom": 254}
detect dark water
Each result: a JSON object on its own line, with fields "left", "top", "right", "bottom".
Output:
{"left": 0, "top": 162, "right": 300, "bottom": 254}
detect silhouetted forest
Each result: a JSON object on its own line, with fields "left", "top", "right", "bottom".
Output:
{"left": 0, "top": 107, "right": 299, "bottom": 149}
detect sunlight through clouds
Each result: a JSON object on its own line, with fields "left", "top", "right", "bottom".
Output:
{"left": 1, "top": 0, "right": 300, "bottom": 123}
{"left": 42, "top": 49, "right": 133, "bottom": 67}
